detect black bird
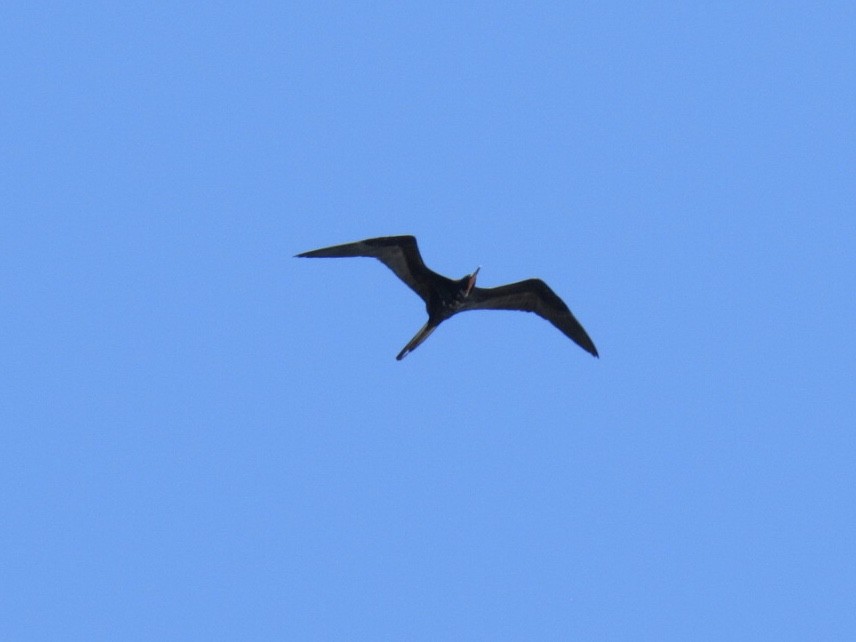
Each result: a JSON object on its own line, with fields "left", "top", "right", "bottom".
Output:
{"left": 296, "top": 235, "right": 598, "bottom": 361}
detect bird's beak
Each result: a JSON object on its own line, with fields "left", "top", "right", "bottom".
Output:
{"left": 465, "top": 266, "right": 480, "bottom": 296}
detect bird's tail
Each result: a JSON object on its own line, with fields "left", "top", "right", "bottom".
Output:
{"left": 396, "top": 320, "right": 438, "bottom": 360}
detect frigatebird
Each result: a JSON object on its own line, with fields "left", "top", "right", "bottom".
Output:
{"left": 296, "top": 235, "right": 598, "bottom": 361}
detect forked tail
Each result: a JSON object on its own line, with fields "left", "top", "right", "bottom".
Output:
{"left": 396, "top": 320, "right": 439, "bottom": 360}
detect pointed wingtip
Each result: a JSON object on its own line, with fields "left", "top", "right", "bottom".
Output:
{"left": 581, "top": 335, "right": 599, "bottom": 358}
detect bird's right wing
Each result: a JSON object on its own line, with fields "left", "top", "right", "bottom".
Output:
{"left": 467, "top": 279, "right": 599, "bottom": 357}
{"left": 296, "top": 235, "right": 445, "bottom": 302}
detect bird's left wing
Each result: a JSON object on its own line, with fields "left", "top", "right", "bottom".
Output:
{"left": 467, "top": 279, "right": 599, "bottom": 357}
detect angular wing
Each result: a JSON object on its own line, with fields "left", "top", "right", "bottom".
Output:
{"left": 296, "top": 235, "right": 447, "bottom": 302}
{"left": 465, "top": 279, "right": 599, "bottom": 357}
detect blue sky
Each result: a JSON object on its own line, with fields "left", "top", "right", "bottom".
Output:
{"left": 3, "top": 2, "right": 855, "bottom": 639}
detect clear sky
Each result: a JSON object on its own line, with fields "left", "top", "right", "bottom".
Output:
{"left": 3, "top": 3, "right": 855, "bottom": 640}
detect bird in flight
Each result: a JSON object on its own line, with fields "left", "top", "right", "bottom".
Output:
{"left": 296, "top": 235, "right": 598, "bottom": 361}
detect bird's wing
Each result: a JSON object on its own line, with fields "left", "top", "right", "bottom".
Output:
{"left": 466, "top": 279, "right": 599, "bottom": 357}
{"left": 296, "top": 235, "right": 444, "bottom": 302}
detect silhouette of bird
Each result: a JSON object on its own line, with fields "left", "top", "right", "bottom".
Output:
{"left": 296, "top": 235, "right": 598, "bottom": 360}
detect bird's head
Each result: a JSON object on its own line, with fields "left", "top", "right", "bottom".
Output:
{"left": 464, "top": 266, "right": 480, "bottom": 296}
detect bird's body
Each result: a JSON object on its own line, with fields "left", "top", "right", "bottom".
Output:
{"left": 296, "top": 235, "right": 598, "bottom": 360}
